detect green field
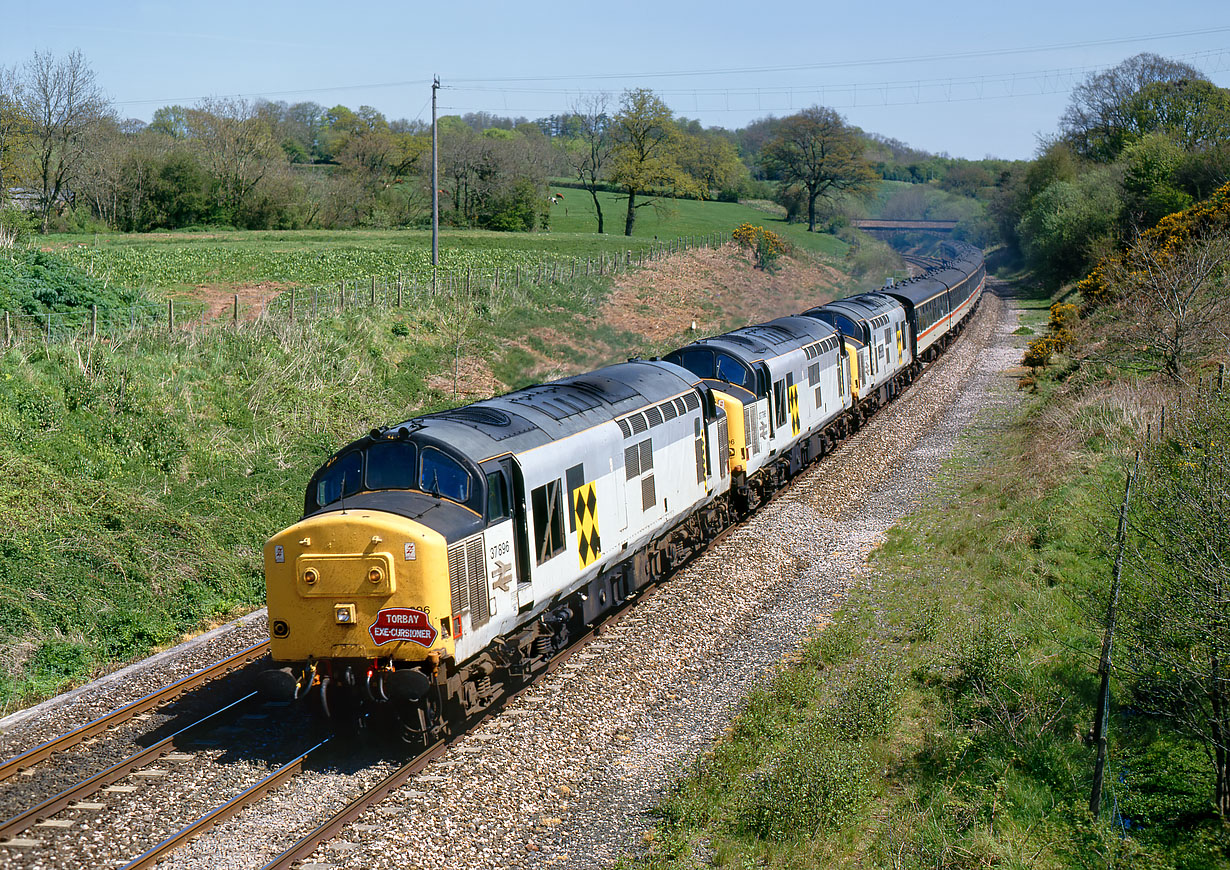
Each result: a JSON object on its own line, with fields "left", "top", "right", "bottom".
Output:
{"left": 543, "top": 189, "right": 847, "bottom": 256}
{"left": 40, "top": 194, "right": 847, "bottom": 298}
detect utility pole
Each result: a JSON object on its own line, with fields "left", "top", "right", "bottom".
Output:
{"left": 1090, "top": 452, "right": 1140, "bottom": 816}
{"left": 432, "top": 75, "right": 440, "bottom": 294}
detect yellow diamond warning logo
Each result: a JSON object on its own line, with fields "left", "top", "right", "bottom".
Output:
{"left": 788, "top": 382, "right": 800, "bottom": 437}
{"left": 573, "top": 481, "right": 601, "bottom": 569}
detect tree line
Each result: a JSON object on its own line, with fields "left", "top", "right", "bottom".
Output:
{"left": 0, "top": 50, "right": 904, "bottom": 237}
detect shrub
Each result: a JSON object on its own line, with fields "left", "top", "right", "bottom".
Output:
{"left": 731, "top": 223, "right": 788, "bottom": 271}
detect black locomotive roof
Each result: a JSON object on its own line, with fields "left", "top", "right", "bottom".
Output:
{"left": 306, "top": 490, "right": 484, "bottom": 540}
{"left": 382, "top": 359, "right": 701, "bottom": 462}
{"left": 883, "top": 275, "right": 950, "bottom": 307}
{"left": 802, "top": 292, "right": 898, "bottom": 324}
{"left": 673, "top": 317, "right": 821, "bottom": 362}
{"left": 763, "top": 315, "right": 839, "bottom": 345}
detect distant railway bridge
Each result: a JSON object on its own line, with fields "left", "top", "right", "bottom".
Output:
{"left": 852, "top": 219, "right": 958, "bottom": 234}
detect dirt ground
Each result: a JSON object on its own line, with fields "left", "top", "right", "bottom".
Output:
{"left": 599, "top": 241, "right": 845, "bottom": 344}
{"left": 192, "top": 282, "right": 287, "bottom": 321}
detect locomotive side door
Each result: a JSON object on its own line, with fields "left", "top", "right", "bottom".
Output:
{"left": 499, "top": 456, "right": 533, "bottom": 613}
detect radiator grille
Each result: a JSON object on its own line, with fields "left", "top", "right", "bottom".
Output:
{"left": 639, "top": 439, "right": 653, "bottom": 471}
{"left": 641, "top": 474, "right": 657, "bottom": 511}
{"left": 466, "top": 536, "right": 490, "bottom": 627}
{"left": 717, "top": 418, "right": 729, "bottom": 478}
{"left": 448, "top": 542, "right": 468, "bottom": 615}
{"left": 625, "top": 444, "right": 641, "bottom": 479}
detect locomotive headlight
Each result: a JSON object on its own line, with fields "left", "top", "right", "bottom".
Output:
{"left": 335, "top": 603, "right": 356, "bottom": 625}
{"left": 367, "top": 567, "right": 384, "bottom": 584}
{"left": 303, "top": 567, "right": 319, "bottom": 585}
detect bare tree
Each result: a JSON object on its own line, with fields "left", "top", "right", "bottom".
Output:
{"left": 21, "top": 49, "right": 110, "bottom": 232}
{"left": 562, "top": 94, "right": 613, "bottom": 233}
{"left": 1118, "top": 393, "right": 1230, "bottom": 817}
{"left": 1104, "top": 224, "right": 1230, "bottom": 382}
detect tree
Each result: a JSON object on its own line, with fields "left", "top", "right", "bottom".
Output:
{"left": 1120, "top": 132, "right": 1193, "bottom": 228}
{"left": 561, "top": 94, "right": 613, "bottom": 233}
{"left": 1016, "top": 168, "right": 1121, "bottom": 286}
{"left": 183, "top": 98, "right": 280, "bottom": 226}
{"left": 0, "top": 65, "right": 30, "bottom": 202}
{"left": 1117, "top": 394, "right": 1230, "bottom": 816}
{"left": 1100, "top": 222, "right": 1230, "bottom": 381}
{"left": 1060, "top": 53, "right": 1206, "bottom": 161}
{"left": 679, "top": 130, "right": 748, "bottom": 197}
{"left": 20, "top": 49, "right": 110, "bottom": 232}
{"left": 609, "top": 89, "right": 700, "bottom": 236}
{"left": 1125, "top": 78, "right": 1230, "bottom": 154}
{"left": 760, "top": 106, "right": 876, "bottom": 232}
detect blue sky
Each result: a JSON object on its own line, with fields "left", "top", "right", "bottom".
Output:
{"left": 3, "top": 0, "right": 1228, "bottom": 160}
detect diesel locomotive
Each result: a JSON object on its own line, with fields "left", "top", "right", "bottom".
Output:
{"left": 261, "top": 243, "right": 986, "bottom": 741}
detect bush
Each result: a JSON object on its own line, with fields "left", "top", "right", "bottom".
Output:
{"left": 731, "top": 223, "right": 788, "bottom": 271}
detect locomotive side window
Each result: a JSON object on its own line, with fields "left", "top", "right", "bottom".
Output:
{"left": 773, "top": 379, "right": 788, "bottom": 428}
{"left": 531, "top": 480, "right": 566, "bottom": 564}
{"left": 420, "top": 447, "right": 472, "bottom": 503}
{"left": 315, "top": 450, "right": 362, "bottom": 507}
{"left": 486, "top": 471, "right": 510, "bottom": 521}
{"left": 365, "top": 441, "right": 417, "bottom": 491}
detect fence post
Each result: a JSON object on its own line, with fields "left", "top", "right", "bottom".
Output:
{"left": 167, "top": 300, "right": 173, "bottom": 333}
{"left": 90, "top": 304, "right": 97, "bottom": 341}
{"left": 371, "top": 275, "right": 376, "bottom": 306}
{"left": 397, "top": 276, "right": 403, "bottom": 308}
{"left": 46, "top": 313, "right": 51, "bottom": 342}
{"left": 1220, "top": 363, "right": 1225, "bottom": 391}
{"left": 233, "top": 294, "right": 239, "bottom": 324}
{"left": 4, "top": 311, "right": 9, "bottom": 347}
{"left": 290, "top": 288, "right": 296, "bottom": 323}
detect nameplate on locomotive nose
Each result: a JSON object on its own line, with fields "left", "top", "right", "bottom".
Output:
{"left": 369, "top": 608, "right": 438, "bottom": 647}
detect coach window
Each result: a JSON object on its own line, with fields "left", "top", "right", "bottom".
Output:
{"left": 420, "top": 447, "right": 472, "bottom": 504}
{"left": 365, "top": 441, "right": 417, "bottom": 491}
{"left": 531, "top": 480, "right": 566, "bottom": 564}
{"left": 315, "top": 450, "right": 362, "bottom": 508}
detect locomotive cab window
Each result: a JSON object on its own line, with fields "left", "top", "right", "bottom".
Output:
{"left": 365, "top": 441, "right": 417, "bottom": 491}
{"left": 315, "top": 450, "right": 362, "bottom": 508}
{"left": 715, "top": 352, "right": 751, "bottom": 388}
{"left": 678, "top": 348, "right": 715, "bottom": 379}
{"left": 419, "top": 447, "right": 472, "bottom": 504}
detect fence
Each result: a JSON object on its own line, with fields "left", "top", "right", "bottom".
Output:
{"left": 2, "top": 232, "right": 730, "bottom": 348}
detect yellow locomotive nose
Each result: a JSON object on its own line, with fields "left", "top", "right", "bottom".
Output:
{"left": 263, "top": 510, "right": 453, "bottom": 664}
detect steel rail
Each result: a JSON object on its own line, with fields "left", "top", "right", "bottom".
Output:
{"left": 0, "top": 692, "right": 259, "bottom": 841}
{"left": 0, "top": 640, "right": 271, "bottom": 782}
{"left": 259, "top": 582, "right": 662, "bottom": 870}
{"left": 120, "top": 737, "right": 332, "bottom": 870}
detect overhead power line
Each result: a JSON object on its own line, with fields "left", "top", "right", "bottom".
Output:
{"left": 110, "top": 25, "right": 1230, "bottom": 110}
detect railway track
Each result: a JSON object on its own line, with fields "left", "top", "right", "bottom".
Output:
{"left": 0, "top": 641, "right": 269, "bottom": 785}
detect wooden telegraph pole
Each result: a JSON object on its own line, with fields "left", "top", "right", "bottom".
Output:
{"left": 1090, "top": 453, "right": 1140, "bottom": 816}
{"left": 432, "top": 75, "right": 440, "bottom": 294}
